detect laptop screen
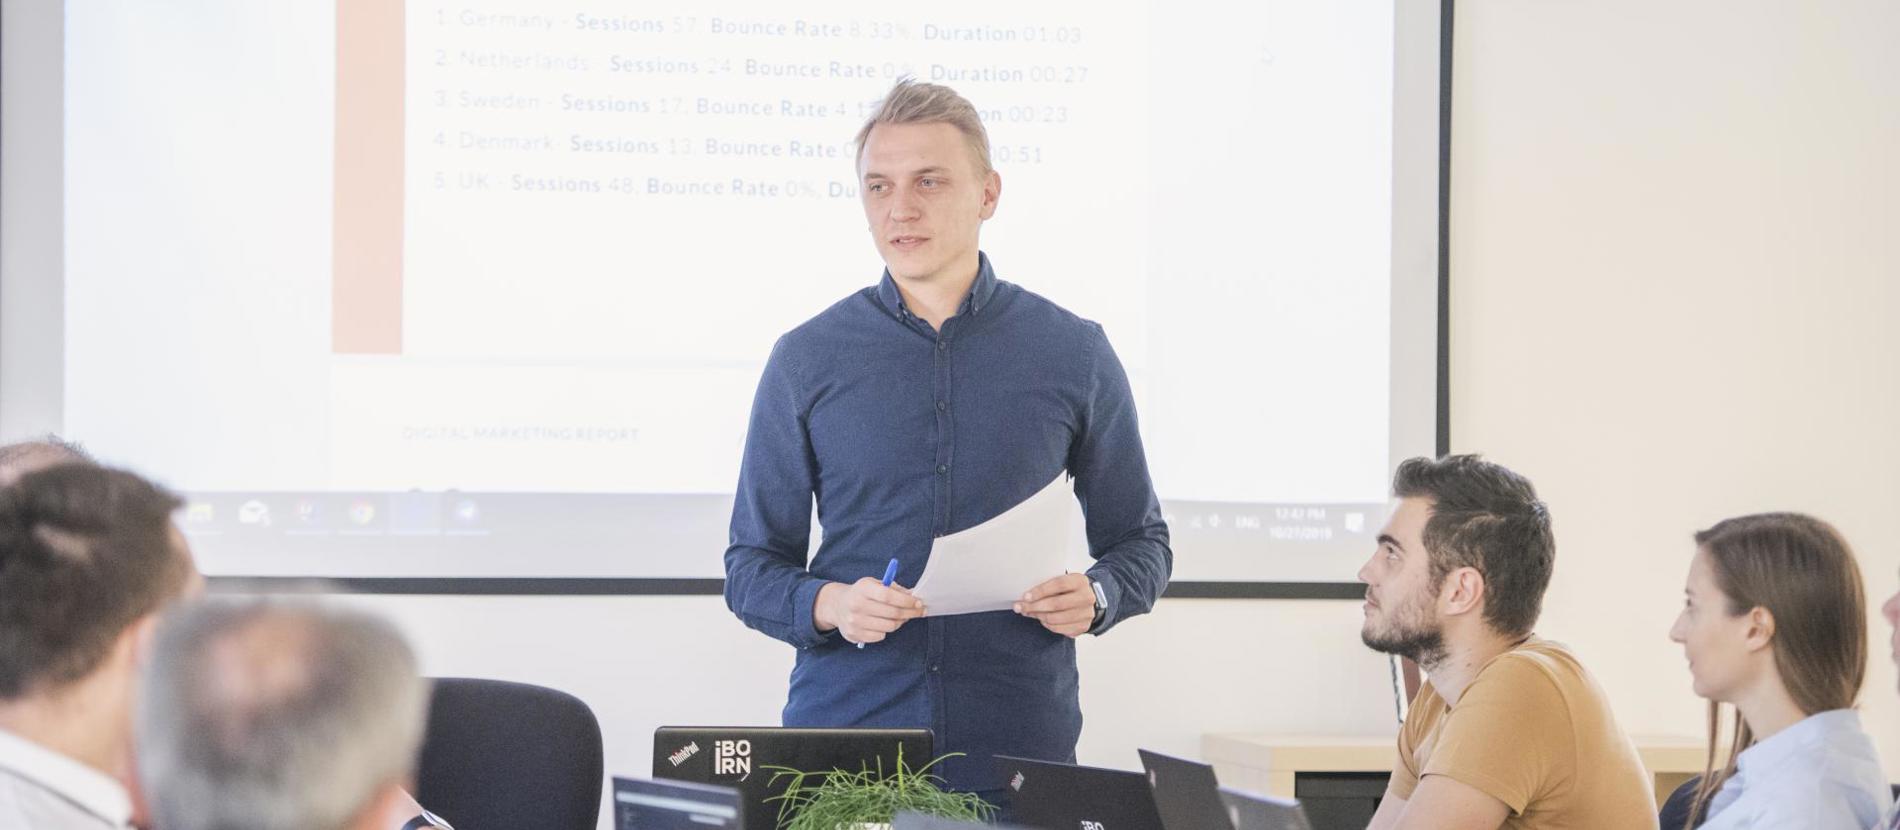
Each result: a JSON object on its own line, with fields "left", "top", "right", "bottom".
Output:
{"left": 612, "top": 776, "right": 743, "bottom": 830}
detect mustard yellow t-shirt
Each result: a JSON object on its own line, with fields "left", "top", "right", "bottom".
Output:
{"left": 1389, "top": 638, "right": 1657, "bottom": 829}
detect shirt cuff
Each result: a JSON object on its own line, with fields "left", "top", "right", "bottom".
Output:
{"left": 791, "top": 576, "right": 838, "bottom": 649}
{"left": 1085, "top": 569, "right": 1121, "bottom": 635}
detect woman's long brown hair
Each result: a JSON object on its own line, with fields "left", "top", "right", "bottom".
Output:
{"left": 1682, "top": 512, "right": 1867, "bottom": 829}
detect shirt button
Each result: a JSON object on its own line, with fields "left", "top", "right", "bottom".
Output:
{"left": 936, "top": 464, "right": 949, "bottom": 475}
{"left": 936, "top": 400, "right": 947, "bottom": 412}
{"left": 929, "top": 664, "right": 940, "bottom": 673}
{"left": 936, "top": 340, "right": 947, "bottom": 351}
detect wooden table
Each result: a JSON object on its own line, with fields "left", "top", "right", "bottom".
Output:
{"left": 1203, "top": 733, "right": 1707, "bottom": 807}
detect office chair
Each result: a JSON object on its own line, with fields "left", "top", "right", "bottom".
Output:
{"left": 415, "top": 677, "right": 605, "bottom": 830}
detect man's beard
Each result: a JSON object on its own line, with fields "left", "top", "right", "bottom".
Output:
{"left": 1362, "top": 602, "right": 1447, "bottom": 669}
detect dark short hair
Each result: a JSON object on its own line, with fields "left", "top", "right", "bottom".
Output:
{"left": 1392, "top": 454, "right": 1554, "bottom": 637}
{"left": 0, "top": 435, "right": 94, "bottom": 486}
{"left": 0, "top": 464, "right": 192, "bottom": 698}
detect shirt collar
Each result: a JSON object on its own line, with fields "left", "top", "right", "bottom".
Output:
{"left": 0, "top": 727, "right": 134, "bottom": 828}
{"left": 875, "top": 252, "right": 999, "bottom": 321}
{"left": 1734, "top": 708, "right": 1867, "bottom": 779}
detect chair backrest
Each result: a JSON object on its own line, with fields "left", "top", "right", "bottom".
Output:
{"left": 1657, "top": 775, "right": 1701, "bottom": 830}
{"left": 415, "top": 677, "right": 605, "bottom": 830}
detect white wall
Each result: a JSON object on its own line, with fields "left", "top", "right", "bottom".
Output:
{"left": 1449, "top": 0, "right": 1900, "bottom": 775}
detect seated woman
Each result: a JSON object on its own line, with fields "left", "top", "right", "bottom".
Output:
{"left": 1668, "top": 512, "right": 1890, "bottom": 829}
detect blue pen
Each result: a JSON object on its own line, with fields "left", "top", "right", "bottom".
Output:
{"left": 857, "top": 557, "right": 902, "bottom": 650}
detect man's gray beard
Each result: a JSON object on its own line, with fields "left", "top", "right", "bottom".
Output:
{"left": 1362, "top": 621, "right": 1447, "bottom": 671}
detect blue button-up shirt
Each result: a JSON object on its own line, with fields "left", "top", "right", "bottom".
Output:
{"left": 723, "top": 252, "right": 1172, "bottom": 791}
{"left": 1699, "top": 708, "right": 1891, "bottom": 830}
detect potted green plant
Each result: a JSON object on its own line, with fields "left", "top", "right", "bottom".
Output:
{"left": 763, "top": 749, "right": 997, "bottom": 830}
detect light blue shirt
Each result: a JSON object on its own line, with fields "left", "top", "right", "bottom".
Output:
{"left": 1701, "top": 709, "right": 1890, "bottom": 830}
{"left": 0, "top": 728, "right": 132, "bottom": 830}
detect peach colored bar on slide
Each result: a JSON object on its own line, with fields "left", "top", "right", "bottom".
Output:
{"left": 332, "top": 0, "right": 403, "bottom": 354}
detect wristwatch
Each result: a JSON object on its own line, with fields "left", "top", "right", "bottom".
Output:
{"left": 401, "top": 810, "right": 455, "bottom": 830}
{"left": 1088, "top": 577, "right": 1109, "bottom": 629}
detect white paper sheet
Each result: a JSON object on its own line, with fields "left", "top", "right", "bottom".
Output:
{"left": 908, "top": 473, "right": 1082, "bottom": 616}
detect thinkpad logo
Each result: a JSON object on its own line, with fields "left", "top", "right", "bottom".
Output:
{"left": 667, "top": 742, "right": 700, "bottom": 767}
{"left": 1009, "top": 771, "right": 1025, "bottom": 791}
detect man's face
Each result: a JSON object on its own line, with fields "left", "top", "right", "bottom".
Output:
{"left": 1357, "top": 497, "right": 1446, "bottom": 664}
{"left": 859, "top": 121, "right": 999, "bottom": 287}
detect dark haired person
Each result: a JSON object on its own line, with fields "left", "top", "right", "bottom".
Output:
{"left": 0, "top": 435, "right": 92, "bottom": 486}
{"left": 1360, "top": 455, "right": 1655, "bottom": 830}
{"left": 0, "top": 464, "right": 201, "bottom": 829}
{"left": 0, "top": 444, "right": 451, "bottom": 830}
{"left": 1667, "top": 513, "right": 1888, "bottom": 829}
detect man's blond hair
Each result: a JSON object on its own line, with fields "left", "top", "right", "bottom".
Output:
{"left": 853, "top": 79, "right": 993, "bottom": 175}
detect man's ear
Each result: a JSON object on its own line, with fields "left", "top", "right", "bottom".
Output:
{"left": 1438, "top": 567, "right": 1487, "bottom": 619}
{"left": 978, "top": 169, "right": 1002, "bottom": 220}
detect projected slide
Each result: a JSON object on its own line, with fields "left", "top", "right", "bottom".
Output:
{"left": 60, "top": 0, "right": 1429, "bottom": 582}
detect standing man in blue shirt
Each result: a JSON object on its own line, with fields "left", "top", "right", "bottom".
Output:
{"left": 723, "top": 79, "right": 1172, "bottom": 794}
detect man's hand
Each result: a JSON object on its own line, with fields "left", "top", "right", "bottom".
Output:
{"left": 1016, "top": 573, "right": 1097, "bottom": 638}
{"left": 814, "top": 578, "right": 926, "bottom": 645}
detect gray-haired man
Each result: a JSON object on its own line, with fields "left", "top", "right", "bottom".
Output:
{"left": 137, "top": 599, "right": 442, "bottom": 830}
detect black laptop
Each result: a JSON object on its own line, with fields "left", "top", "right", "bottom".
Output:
{"left": 995, "top": 755, "right": 1165, "bottom": 830}
{"left": 652, "top": 726, "right": 933, "bottom": 830}
{"left": 1137, "top": 749, "right": 1312, "bottom": 830}
{"left": 612, "top": 776, "right": 743, "bottom": 829}
{"left": 1219, "top": 787, "right": 1313, "bottom": 830}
